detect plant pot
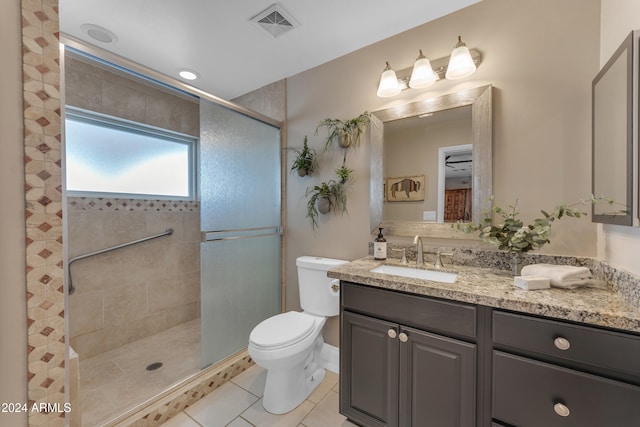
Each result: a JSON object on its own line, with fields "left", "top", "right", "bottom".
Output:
{"left": 317, "top": 197, "right": 331, "bottom": 214}
{"left": 297, "top": 168, "right": 308, "bottom": 177}
{"left": 338, "top": 133, "right": 351, "bottom": 148}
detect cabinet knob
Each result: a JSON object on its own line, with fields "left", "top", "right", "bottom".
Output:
{"left": 398, "top": 332, "right": 408, "bottom": 343}
{"left": 388, "top": 329, "right": 397, "bottom": 339}
{"left": 554, "top": 337, "right": 571, "bottom": 351}
{"left": 553, "top": 402, "right": 571, "bottom": 417}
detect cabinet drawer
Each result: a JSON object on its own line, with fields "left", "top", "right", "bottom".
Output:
{"left": 493, "top": 310, "right": 640, "bottom": 383}
{"left": 342, "top": 282, "right": 476, "bottom": 339}
{"left": 493, "top": 351, "right": 640, "bottom": 427}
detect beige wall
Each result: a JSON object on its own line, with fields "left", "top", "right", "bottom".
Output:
{"left": 0, "top": 1, "right": 28, "bottom": 425}
{"left": 286, "top": 0, "right": 601, "bottom": 346}
{"left": 599, "top": 0, "right": 640, "bottom": 276}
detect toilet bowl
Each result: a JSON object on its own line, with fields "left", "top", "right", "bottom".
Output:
{"left": 248, "top": 256, "right": 348, "bottom": 414}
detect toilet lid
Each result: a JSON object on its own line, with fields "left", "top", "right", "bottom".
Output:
{"left": 250, "top": 312, "right": 316, "bottom": 350}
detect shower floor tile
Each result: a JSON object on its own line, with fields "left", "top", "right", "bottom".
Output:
{"left": 79, "top": 318, "right": 200, "bottom": 426}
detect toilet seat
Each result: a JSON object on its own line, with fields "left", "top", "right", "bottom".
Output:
{"left": 250, "top": 312, "right": 316, "bottom": 350}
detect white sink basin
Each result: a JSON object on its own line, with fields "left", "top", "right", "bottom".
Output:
{"left": 370, "top": 265, "right": 458, "bottom": 284}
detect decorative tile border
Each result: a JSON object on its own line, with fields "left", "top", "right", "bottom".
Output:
{"left": 22, "top": 0, "right": 66, "bottom": 426}
{"left": 67, "top": 197, "right": 199, "bottom": 212}
{"left": 114, "top": 353, "right": 254, "bottom": 427}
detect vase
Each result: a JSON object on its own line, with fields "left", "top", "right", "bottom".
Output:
{"left": 512, "top": 252, "right": 525, "bottom": 276}
{"left": 297, "top": 168, "right": 308, "bottom": 177}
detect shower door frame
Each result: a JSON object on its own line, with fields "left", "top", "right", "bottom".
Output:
{"left": 61, "top": 35, "right": 286, "bottom": 423}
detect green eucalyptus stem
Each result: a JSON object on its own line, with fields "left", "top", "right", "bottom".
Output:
{"left": 455, "top": 195, "right": 613, "bottom": 254}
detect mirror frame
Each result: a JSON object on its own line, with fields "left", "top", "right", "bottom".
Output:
{"left": 591, "top": 30, "right": 637, "bottom": 226}
{"left": 370, "top": 84, "right": 493, "bottom": 238}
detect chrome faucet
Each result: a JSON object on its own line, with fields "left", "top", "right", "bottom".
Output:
{"left": 413, "top": 235, "right": 424, "bottom": 266}
{"left": 434, "top": 249, "right": 454, "bottom": 269}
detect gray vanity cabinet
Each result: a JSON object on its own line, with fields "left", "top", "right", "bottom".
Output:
{"left": 492, "top": 310, "right": 640, "bottom": 427}
{"left": 340, "top": 281, "right": 479, "bottom": 427}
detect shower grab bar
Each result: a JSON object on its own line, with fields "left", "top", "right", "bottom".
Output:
{"left": 67, "top": 228, "right": 173, "bottom": 295}
{"left": 201, "top": 226, "right": 282, "bottom": 242}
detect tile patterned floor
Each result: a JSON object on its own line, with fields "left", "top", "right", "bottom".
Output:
{"left": 79, "top": 319, "right": 201, "bottom": 426}
{"left": 160, "top": 365, "right": 357, "bottom": 427}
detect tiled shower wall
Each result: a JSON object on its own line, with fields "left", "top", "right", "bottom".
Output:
{"left": 64, "top": 53, "right": 199, "bottom": 135}
{"left": 67, "top": 198, "right": 200, "bottom": 358}
{"left": 64, "top": 51, "right": 202, "bottom": 359}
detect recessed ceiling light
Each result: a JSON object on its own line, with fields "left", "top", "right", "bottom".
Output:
{"left": 80, "top": 24, "right": 118, "bottom": 44}
{"left": 178, "top": 69, "right": 199, "bottom": 81}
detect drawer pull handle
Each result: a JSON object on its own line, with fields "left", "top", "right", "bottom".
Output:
{"left": 388, "top": 329, "right": 397, "bottom": 339}
{"left": 399, "top": 332, "right": 409, "bottom": 343}
{"left": 554, "top": 337, "right": 571, "bottom": 351}
{"left": 553, "top": 403, "right": 571, "bottom": 417}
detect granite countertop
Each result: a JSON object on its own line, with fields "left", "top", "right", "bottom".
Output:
{"left": 328, "top": 256, "right": 640, "bottom": 333}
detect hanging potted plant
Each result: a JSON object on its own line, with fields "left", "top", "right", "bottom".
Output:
{"left": 316, "top": 111, "right": 371, "bottom": 149}
{"left": 335, "top": 164, "right": 354, "bottom": 184}
{"left": 305, "top": 180, "right": 347, "bottom": 229}
{"left": 289, "top": 136, "right": 318, "bottom": 177}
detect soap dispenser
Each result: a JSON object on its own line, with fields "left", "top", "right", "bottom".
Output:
{"left": 374, "top": 227, "right": 387, "bottom": 260}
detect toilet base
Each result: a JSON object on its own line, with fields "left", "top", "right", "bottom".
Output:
{"left": 260, "top": 335, "right": 326, "bottom": 414}
{"left": 263, "top": 363, "right": 326, "bottom": 414}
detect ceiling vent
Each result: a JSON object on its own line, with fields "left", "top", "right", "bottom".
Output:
{"left": 251, "top": 4, "right": 298, "bottom": 38}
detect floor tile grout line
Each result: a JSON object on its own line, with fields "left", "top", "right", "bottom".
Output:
{"left": 183, "top": 410, "right": 204, "bottom": 426}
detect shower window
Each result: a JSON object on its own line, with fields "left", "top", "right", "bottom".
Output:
{"left": 65, "top": 107, "right": 197, "bottom": 200}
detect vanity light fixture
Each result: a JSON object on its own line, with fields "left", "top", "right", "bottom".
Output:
{"left": 376, "top": 62, "right": 402, "bottom": 98}
{"left": 445, "top": 36, "right": 477, "bottom": 80}
{"left": 409, "top": 50, "right": 437, "bottom": 89}
{"left": 376, "top": 36, "right": 480, "bottom": 98}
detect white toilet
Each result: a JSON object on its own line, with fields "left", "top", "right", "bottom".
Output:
{"left": 248, "top": 256, "right": 348, "bottom": 414}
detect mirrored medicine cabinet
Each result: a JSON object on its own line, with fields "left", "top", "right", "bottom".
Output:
{"left": 592, "top": 30, "right": 639, "bottom": 226}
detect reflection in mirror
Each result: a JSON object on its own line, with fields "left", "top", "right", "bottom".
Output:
{"left": 383, "top": 106, "right": 472, "bottom": 223}
{"left": 370, "top": 85, "right": 492, "bottom": 237}
{"left": 592, "top": 31, "right": 635, "bottom": 226}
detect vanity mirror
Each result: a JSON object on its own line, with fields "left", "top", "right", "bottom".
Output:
{"left": 592, "top": 30, "right": 638, "bottom": 226}
{"left": 370, "top": 85, "right": 492, "bottom": 237}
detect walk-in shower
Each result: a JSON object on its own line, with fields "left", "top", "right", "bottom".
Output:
{"left": 63, "top": 45, "right": 282, "bottom": 426}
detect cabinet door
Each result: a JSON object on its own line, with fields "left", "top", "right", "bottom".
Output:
{"left": 399, "top": 326, "right": 477, "bottom": 427}
{"left": 341, "top": 311, "right": 399, "bottom": 427}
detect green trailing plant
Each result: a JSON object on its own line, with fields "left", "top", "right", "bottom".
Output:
{"left": 315, "top": 111, "right": 372, "bottom": 150}
{"left": 289, "top": 136, "right": 318, "bottom": 177}
{"left": 305, "top": 180, "right": 347, "bottom": 229}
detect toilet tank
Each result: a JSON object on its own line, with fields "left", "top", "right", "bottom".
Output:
{"left": 296, "top": 256, "right": 349, "bottom": 317}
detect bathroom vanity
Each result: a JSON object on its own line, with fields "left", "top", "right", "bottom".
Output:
{"left": 330, "top": 257, "right": 640, "bottom": 427}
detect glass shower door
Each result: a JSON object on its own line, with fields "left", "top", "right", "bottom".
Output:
{"left": 200, "top": 99, "right": 281, "bottom": 368}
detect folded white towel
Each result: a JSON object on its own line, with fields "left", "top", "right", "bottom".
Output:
{"left": 520, "top": 264, "right": 593, "bottom": 289}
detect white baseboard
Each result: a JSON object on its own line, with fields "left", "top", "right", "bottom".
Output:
{"left": 320, "top": 343, "right": 339, "bottom": 374}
